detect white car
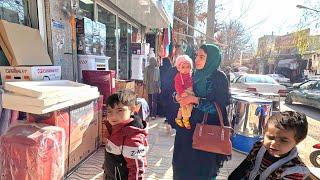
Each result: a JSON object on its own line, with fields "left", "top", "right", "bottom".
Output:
{"left": 267, "top": 74, "right": 291, "bottom": 85}
{"left": 231, "top": 74, "right": 288, "bottom": 97}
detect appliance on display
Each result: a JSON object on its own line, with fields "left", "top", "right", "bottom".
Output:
{"left": 77, "top": 55, "right": 110, "bottom": 81}
{"left": 131, "top": 54, "right": 146, "bottom": 81}
{"left": 131, "top": 43, "right": 150, "bottom": 55}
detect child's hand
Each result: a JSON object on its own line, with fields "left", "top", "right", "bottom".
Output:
{"left": 181, "top": 92, "right": 188, "bottom": 97}
{"left": 178, "top": 95, "right": 198, "bottom": 106}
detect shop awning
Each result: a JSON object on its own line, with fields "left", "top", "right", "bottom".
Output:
{"left": 114, "top": 0, "right": 170, "bottom": 28}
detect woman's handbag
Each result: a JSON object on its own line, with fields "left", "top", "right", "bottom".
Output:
{"left": 192, "top": 102, "right": 232, "bottom": 155}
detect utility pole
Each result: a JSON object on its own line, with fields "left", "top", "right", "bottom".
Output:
{"left": 206, "top": 0, "right": 216, "bottom": 44}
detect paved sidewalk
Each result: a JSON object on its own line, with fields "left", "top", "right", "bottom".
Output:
{"left": 145, "top": 119, "right": 246, "bottom": 180}
{"left": 66, "top": 118, "right": 246, "bottom": 179}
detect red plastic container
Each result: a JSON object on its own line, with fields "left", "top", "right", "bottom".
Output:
{"left": 82, "top": 70, "right": 116, "bottom": 102}
{"left": 0, "top": 124, "right": 65, "bottom": 180}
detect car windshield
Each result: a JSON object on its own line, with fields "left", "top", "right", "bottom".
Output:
{"left": 246, "top": 75, "right": 277, "bottom": 84}
{"left": 300, "top": 80, "right": 317, "bottom": 89}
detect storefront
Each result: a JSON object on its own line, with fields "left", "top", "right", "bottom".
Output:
{"left": 78, "top": 0, "right": 170, "bottom": 79}
{"left": 0, "top": 0, "right": 171, "bottom": 80}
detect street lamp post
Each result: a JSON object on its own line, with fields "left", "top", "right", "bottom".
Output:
{"left": 296, "top": 4, "right": 320, "bottom": 13}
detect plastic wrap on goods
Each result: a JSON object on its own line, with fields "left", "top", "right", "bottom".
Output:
{"left": 0, "top": 123, "right": 65, "bottom": 180}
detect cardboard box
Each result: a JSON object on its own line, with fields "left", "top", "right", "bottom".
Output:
{"left": 26, "top": 99, "right": 99, "bottom": 173}
{"left": 115, "top": 79, "right": 135, "bottom": 91}
{"left": 0, "top": 20, "right": 52, "bottom": 66}
{"left": 76, "top": 17, "right": 93, "bottom": 55}
{"left": 0, "top": 66, "right": 61, "bottom": 84}
{"left": 101, "top": 105, "right": 108, "bottom": 145}
{"left": 97, "top": 96, "right": 104, "bottom": 145}
{"left": 68, "top": 111, "right": 98, "bottom": 171}
{"left": 135, "top": 81, "right": 148, "bottom": 100}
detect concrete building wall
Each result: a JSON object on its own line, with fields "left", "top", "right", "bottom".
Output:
{"left": 44, "top": 0, "right": 75, "bottom": 81}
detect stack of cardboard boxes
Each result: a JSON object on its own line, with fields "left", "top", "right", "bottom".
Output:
{"left": 0, "top": 20, "right": 101, "bottom": 177}
{"left": 1, "top": 80, "right": 100, "bottom": 173}
{"left": 0, "top": 20, "right": 61, "bottom": 84}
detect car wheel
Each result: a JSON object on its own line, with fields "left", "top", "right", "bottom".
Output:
{"left": 285, "top": 95, "right": 293, "bottom": 105}
{"left": 310, "top": 150, "right": 320, "bottom": 168}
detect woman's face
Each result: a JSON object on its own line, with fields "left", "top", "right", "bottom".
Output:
{"left": 195, "top": 48, "right": 207, "bottom": 69}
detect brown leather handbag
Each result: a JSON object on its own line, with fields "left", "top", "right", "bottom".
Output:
{"left": 192, "top": 102, "right": 233, "bottom": 155}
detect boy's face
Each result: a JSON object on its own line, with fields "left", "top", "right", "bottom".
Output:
{"left": 263, "top": 124, "right": 297, "bottom": 157}
{"left": 107, "top": 103, "right": 133, "bottom": 126}
{"left": 180, "top": 63, "right": 191, "bottom": 74}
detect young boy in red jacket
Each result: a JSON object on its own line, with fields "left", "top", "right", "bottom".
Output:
{"left": 103, "top": 89, "right": 148, "bottom": 180}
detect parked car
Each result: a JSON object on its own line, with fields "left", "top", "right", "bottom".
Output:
{"left": 229, "top": 72, "right": 236, "bottom": 82}
{"left": 231, "top": 74, "right": 288, "bottom": 96}
{"left": 267, "top": 74, "right": 291, "bottom": 85}
{"left": 285, "top": 79, "right": 320, "bottom": 109}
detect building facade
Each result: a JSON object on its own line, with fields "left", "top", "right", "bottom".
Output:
{"left": 256, "top": 29, "right": 319, "bottom": 82}
{"left": 0, "top": 0, "right": 172, "bottom": 81}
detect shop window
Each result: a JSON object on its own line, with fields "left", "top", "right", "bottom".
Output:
{"left": 132, "top": 26, "right": 141, "bottom": 43}
{"left": 79, "top": 0, "right": 94, "bottom": 20}
{"left": 97, "top": 5, "right": 116, "bottom": 71}
{"left": 0, "top": 0, "right": 38, "bottom": 29}
{"left": 118, "top": 18, "right": 129, "bottom": 79}
{"left": 0, "top": 0, "right": 38, "bottom": 65}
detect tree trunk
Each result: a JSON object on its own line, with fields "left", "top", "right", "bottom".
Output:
{"left": 206, "top": 0, "right": 215, "bottom": 44}
{"left": 187, "top": 0, "right": 195, "bottom": 45}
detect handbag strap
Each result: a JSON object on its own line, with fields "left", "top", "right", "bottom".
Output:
{"left": 202, "top": 102, "right": 225, "bottom": 128}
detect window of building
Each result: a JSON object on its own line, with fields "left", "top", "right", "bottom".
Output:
{"left": 0, "top": 0, "right": 39, "bottom": 65}
{"left": 0, "top": 0, "right": 38, "bottom": 28}
{"left": 79, "top": 0, "right": 94, "bottom": 20}
{"left": 132, "top": 26, "right": 141, "bottom": 43}
{"left": 97, "top": 5, "right": 116, "bottom": 71}
{"left": 118, "top": 17, "right": 130, "bottom": 79}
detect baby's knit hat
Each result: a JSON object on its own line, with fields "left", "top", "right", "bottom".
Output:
{"left": 175, "top": 55, "right": 193, "bottom": 70}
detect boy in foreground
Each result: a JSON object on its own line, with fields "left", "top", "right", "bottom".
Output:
{"left": 229, "top": 111, "right": 310, "bottom": 180}
{"left": 103, "top": 90, "right": 148, "bottom": 180}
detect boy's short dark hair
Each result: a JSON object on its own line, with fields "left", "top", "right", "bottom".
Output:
{"left": 265, "top": 111, "right": 308, "bottom": 143}
{"left": 106, "top": 89, "right": 137, "bottom": 108}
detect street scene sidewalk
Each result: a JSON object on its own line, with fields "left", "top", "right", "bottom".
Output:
{"left": 66, "top": 118, "right": 246, "bottom": 180}
{"left": 67, "top": 107, "right": 320, "bottom": 180}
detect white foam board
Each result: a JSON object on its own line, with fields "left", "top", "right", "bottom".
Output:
{"left": 2, "top": 91, "right": 100, "bottom": 114}
{"left": 4, "top": 80, "right": 91, "bottom": 98}
{"left": 2, "top": 87, "right": 98, "bottom": 108}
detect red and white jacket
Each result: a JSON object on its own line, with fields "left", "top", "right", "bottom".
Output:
{"left": 104, "top": 115, "right": 148, "bottom": 180}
